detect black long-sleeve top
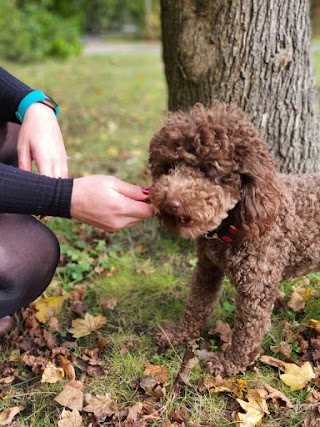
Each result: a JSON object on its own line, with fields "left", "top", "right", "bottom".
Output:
{"left": 0, "top": 67, "right": 73, "bottom": 217}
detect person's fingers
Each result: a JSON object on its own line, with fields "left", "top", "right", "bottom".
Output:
{"left": 17, "top": 143, "right": 32, "bottom": 172}
{"left": 122, "top": 198, "right": 154, "bottom": 219}
{"left": 111, "top": 178, "right": 151, "bottom": 201}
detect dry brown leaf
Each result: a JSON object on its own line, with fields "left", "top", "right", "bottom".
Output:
{"left": 99, "top": 297, "right": 118, "bottom": 311}
{"left": 33, "top": 295, "right": 68, "bottom": 323}
{"left": 287, "top": 291, "right": 305, "bottom": 312}
{"left": 208, "top": 319, "right": 233, "bottom": 346}
{"left": 47, "top": 316, "right": 62, "bottom": 332}
{"left": 0, "top": 405, "right": 24, "bottom": 426}
{"left": 236, "top": 389, "right": 269, "bottom": 427}
{"left": 22, "top": 353, "right": 50, "bottom": 375}
{"left": 260, "top": 355, "right": 287, "bottom": 371}
{"left": 58, "top": 409, "right": 83, "bottom": 427}
{"left": 54, "top": 383, "right": 84, "bottom": 411}
{"left": 41, "top": 362, "right": 65, "bottom": 383}
{"left": 280, "top": 361, "right": 316, "bottom": 391}
{"left": 58, "top": 355, "right": 76, "bottom": 381}
{"left": 68, "top": 313, "right": 107, "bottom": 338}
{"left": 0, "top": 376, "right": 15, "bottom": 385}
{"left": 83, "top": 393, "right": 117, "bottom": 422}
{"left": 168, "top": 408, "right": 190, "bottom": 423}
{"left": 127, "top": 402, "right": 143, "bottom": 421}
{"left": 144, "top": 364, "right": 169, "bottom": 383}
{"left": 258, "top": 383, "right": 293, "bottom": 409}
{"left": 174, "top": 348, "right": 199, "bottom": 391}
{"left": 139, "top": 376, "right": 166, "bottom": 398}
{"left": 270, "top": 341, "right": 292, "bottom": 358}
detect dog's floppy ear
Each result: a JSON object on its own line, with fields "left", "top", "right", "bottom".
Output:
{"left": 234, "top": 138, "right": 282, "bottom": 239}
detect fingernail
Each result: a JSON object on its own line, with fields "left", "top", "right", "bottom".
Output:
{"left": 142, "top": 187, "right": 150, "bottom": 195}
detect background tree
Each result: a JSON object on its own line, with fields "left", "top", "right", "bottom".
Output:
{"left": 160, "top": 0, "right": 320, "bottom": 173}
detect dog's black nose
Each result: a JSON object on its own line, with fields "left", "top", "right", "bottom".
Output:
{"left": 165, "top": 198, "right": 182, "bottom": 212}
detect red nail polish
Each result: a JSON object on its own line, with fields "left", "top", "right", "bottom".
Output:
{"left": 142, "top": 187, "right": 150, "bottom": 195}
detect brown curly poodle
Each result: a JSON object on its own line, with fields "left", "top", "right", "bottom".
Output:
{"left": 149, "top": 101, "right": 320, "bottom": 377}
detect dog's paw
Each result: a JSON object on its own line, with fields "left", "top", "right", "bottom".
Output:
{"left": 197, "top": 349, "right": 243, "bottom": 377}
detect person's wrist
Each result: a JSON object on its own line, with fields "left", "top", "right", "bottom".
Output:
{"left": 15, "top": 90, "right": 60, "bottom": 123}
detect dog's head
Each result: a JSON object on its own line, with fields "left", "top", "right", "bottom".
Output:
{"left": 149, "top": 102, "right": 281, "bottom": 240}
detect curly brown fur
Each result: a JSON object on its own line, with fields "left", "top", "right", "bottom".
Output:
{"left": 149, "top": 101, "right": 320, "bottom": 377}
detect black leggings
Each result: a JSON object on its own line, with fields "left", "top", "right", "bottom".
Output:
{"left": 0, "top": 122, "right": 60, "bottom": 317}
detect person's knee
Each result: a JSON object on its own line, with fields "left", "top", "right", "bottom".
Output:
{"left": 0, "top": 223, "right": 60, "bottom": 316}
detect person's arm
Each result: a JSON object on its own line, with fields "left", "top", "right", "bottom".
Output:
{"left": 0, "top": 163, "right": 154, "bottom": 230}
{"left": 0, "top": 163, "right": 73, "bottom": 217}
{"left": 0, "top": 67, "right": 32, "bottom": 124}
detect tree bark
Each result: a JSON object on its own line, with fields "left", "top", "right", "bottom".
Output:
{"left": 160, "top": 0, "right": 320, "bottom": 173}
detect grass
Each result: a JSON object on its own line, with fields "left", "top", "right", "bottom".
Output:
{"left": 0, "top": 46, "right": 319, "bottom": 426}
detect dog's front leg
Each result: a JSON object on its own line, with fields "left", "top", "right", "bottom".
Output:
{"left": 200, "top": 276, "right": 279, "bottom": 377}
{"left": 155, "top": 252, "right": 224, "bottom": 347}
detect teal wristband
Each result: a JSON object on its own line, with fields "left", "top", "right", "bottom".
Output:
{"left": 15, "top": 90, "right": 60, "bottom": 122}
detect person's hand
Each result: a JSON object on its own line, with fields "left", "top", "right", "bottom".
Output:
{"left": 17, "top": 102, "right": 68, "bottom": 178}
{"left": 70, "top": 175, "right": 154, "bottom": 231}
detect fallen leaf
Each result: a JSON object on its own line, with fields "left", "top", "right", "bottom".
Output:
{"left": 0, "top": 376, "right": 15, "bottom": 385}
{"left": 41, "top": 362, "right": 65, "bottom": 383}
{"left": 280, "top": 361, "right": 316, "bottom": 391}
{"left": 144, "top": 364, "right": 169, "bottom": 383}
{"left": 173, "top": 348, "right": 199, "bottom": 392}
{"left": 208, "top": 319, "right": 233, "bottom": 347}
{"left": 270, "top": 341, "right": 292, "bottom": 358}
{"left": 22, "top": 353, "right": 50, "bottom": 375}
{"left": 99, "top": 298, "right": 117, "bottom": 311}
{"left": 68, "top": 313, "right": 107, "bottom": 338}
{"left": 54, "top": 383, "right": 84, "bottom": 411}
{"left": 58, "top": 409, "right": 83, "bottom": 427}
{"left": 287, "top": 291, "right": 305, "bottom": 312}
{"left": 0, "top": 405, "right": 24, "bottom": 426}
{"left": 127, "top": 402, "right": 143, "bottom": 421}
{"left": 210, "top": 378, "right": 247, "bottom": 398}
{"left": 33, "top": 295, "right": 68, "bottom": 323}
{"left": 83, "top": 393, "right": 117, "bottom": 422}
{"left": 258, "top": 383, "right": 293, "bottom": 409}
{"left": 58, "top": 355, "right": 76, "bottom": 381}
{"left": 260, "top": 355, "right": 286, "bottom": 371}
{"left": 236, "top": 389, "right": 269, "bottom": 427}
{"left": 139, "top": 376, "right": 166, "bottom": 398}
{"left": 168, "top": 408, "right": 190, "bottom": 423}
{"left": 309, "top": 319, "right": 320, "bottom": 332}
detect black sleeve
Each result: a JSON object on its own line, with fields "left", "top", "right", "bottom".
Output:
{"left": 0, "top": 67, "right": 33, "bottom": 124}
{"left": 0, "top": 163, "right": 74, "bottom": 217}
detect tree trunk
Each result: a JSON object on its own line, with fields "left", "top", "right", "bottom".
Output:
{"left": 160, "top": 0, "right": 320, "bottom": 173}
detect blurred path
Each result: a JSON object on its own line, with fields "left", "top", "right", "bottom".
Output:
{"left": 82, "top": 37, "right": 161, "bottom": 55}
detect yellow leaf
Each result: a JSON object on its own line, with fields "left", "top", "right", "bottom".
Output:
{"left": 210, "top": 378, "right": 247, "bottom": 398}
{"left": 41, "top": 362, "right": 65, "bottom": 383}
{"left": 309, "top": 319, "right": 320, "bottom": 332}
{"left": 58, "top": 409, "right": 83, "bottom": 427}
{"left": 236, "top": 389, "right": 269, "bottom": 427}
{"left": 280, "top": 361, "right": 316, "bottom": 391}
{"left": 33, "top": 295, "right": 68, "bottom": 323}
{"left": 0, "top": 405, "right": 24, "bottom": 426}
{"left": 68, "top": 313, "right": 107, "bottom": 338}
